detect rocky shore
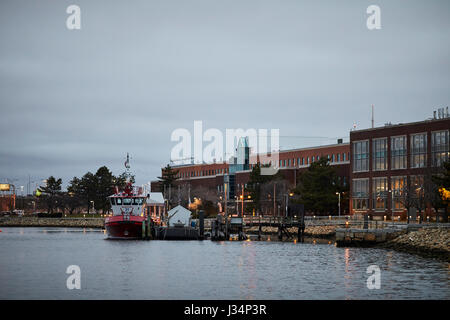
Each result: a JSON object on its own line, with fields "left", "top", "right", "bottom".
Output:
{"left": 246, "top": 225, "right": 336, "bottom": 238}
{"left": 0, "top": 216, "right": 104, "bottom": 229}
{"left": 378, "top": 227, "right": 450, "bottom": 262}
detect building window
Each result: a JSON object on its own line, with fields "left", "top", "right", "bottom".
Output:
{"left": 343, "top": 153, "right": 346, "bottom": 161}
{"left": 353, "top": 140, "right": 369, "bottom": 172}
{"left": 312, "top": 156, "right": 315, "bottom": 162}
{"left": 337, "top": 154, "right": 340, "bottom": 162}
{"left": 332, "top": 154, "right": 335, "bottom": 162}
{"left": 287, "top": 159, "right": 290, "bottom": 167}
{"left": 373, "top": 177, "right": 387, "bottom": 210}
{"left": 391, "top": 136, "right": 407, "bottom": 170}
{"left": 279, "top": 160, "right": 282, "bottom": 168}
{"left": 391, "top": 176, "right": 406, "bottom": 210}
{"left": 372, "top": 138, "right": 387, "bottom": 171}
{"left": 352, "top": 178, "right": 369, "bottom": 211}
{"left": 302, "top": 157, "right": 304, "bottom": 165}
{"left": 432, "top": 130, "right": 449, "bottom": 167}
{"left": 410, "top": 133, "right": 427, "bottom": 168}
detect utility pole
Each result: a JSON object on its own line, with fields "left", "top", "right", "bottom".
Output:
{"left": 371, "top": 104, "right": 374, "bottom": 128}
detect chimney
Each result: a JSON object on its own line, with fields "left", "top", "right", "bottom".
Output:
{"left": 433, "top": 110, "right": 437, "bottom": 119}
{"left": 337, "top": 138, "right": 343, "bottom": 144}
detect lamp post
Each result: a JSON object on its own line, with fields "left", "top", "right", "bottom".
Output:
{"left": 336, "top": 192, "right": 341, "bottom": 217}
{"left": 388, "top": 189, "right": 394, "bottom": 227}
{"left": 285, "top": 193, "right": 294, "bottom": 218}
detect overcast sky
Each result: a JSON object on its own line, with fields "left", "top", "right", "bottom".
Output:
{"left": 1, "top": 0, "right": 449, "bottom": 191}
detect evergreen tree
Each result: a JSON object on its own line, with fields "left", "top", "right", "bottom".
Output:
{"left": 245, "top": 163, "right": 283, "bottom": 214}
{"left": 293, "top": 157, "right": 340, "bottom": 215}
{"left": 40, "top": 176, "right": 62, "bottom": 214}
{"left": 79, "top": 172, "right": 98, "bottom": 214}
{"left": 95, "top": 166, "right": 114, "bottom": 213}
{"left": 157, "top": 164, "right": 179, "bottom": 207}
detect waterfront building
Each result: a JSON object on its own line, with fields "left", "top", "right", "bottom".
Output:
{"left": 350, "top": 113, "right": 450, "bottom": 220}
{"left": 151, "top": 139, "right": 350, "bottom": 216}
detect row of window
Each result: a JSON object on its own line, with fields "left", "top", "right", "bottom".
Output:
{"left": 352, "top": 175, "right": 424, "bottom": 211}
{"left": 178, "top": 167, "right": 229, "bottom": 178}
{"left": 353, "top": 130, "right": 449, "bottom": 172}
{"left": 277, "top": 152, "right": 349, "bottom": 168}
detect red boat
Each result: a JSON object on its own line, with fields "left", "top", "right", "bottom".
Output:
{"left": 105, "top": 154, "right": 147, "bottom": 239}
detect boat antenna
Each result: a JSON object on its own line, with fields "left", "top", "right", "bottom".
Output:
{"left": 124, "top": 153, "right": 132, "bottom": 182}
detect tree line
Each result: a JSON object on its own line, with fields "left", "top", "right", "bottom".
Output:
{"left": 37, "top": 166, "right": 133, "bottom": 214}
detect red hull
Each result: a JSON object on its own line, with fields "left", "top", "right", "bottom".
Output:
{"left": 105, "top": 215, "right": 145, "bottom": 239}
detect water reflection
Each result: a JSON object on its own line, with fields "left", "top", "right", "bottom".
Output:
{"left": 0, "top": 227, "right": 448, "bottom": 300}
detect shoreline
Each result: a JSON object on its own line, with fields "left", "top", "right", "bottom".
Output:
{"left": 0, "top": 216, "right": 104, "bottom": 229}
{"left": 376, "top": 227, "right": 450, "bottom": 262}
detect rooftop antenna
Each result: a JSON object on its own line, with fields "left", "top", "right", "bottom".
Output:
{"left": 371, "top": 104, "right": 374, "bottom": 128}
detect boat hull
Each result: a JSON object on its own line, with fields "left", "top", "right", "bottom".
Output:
{"left": 105, "top": 216, "right": 145, "bottom": 239}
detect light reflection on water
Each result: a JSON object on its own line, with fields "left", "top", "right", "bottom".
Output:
{"left": 0, "top": 227, "right": 448, "bottom": 300}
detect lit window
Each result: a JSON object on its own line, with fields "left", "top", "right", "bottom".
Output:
{"left": 352, "top": 178, "right": 369, "bottom": 211}
{"left": 372, "top": 177, "right": 387, "bottom": 210}
{"left": 391, "top": 176, "right": 406, "bottom": 210}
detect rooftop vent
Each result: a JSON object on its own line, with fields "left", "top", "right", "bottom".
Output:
{"left": 434, "top": 107, "right": 449, "bottom": 119}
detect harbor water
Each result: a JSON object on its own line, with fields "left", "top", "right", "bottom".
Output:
{"left": 0, "top": 227, "right": 448, "bottom": 300}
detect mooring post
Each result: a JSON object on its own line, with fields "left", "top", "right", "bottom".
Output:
{"left": 142, "top": 220, "right": 146, "bottom": 239}
{"left": 146, "top": 218, "right": 151, "bottom": 239}
{"left": 258, "top": 215, "right": 262, "bottom": 241}
{"left": 298, "top": 212, "right": 305, "bottom": 242}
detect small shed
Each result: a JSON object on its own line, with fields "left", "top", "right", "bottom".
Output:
{"left": 167, "top": 205, "right": 192, "bottom": 227}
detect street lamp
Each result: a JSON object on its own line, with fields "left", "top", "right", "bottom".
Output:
{"left": 388, "top": 189, "right": 394, "bottom": 227}
{"left": 336, "top": 192, "right": 341, "bottom": 217}
{"left": 285, "top": 193, "right": 294, "bottom": 218}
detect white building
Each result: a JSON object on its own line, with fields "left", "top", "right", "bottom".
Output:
{"left": 146, "top": 192, "right": 165, "bottom": 222}
{"left": 167, "top": 205, "right": 192, "bottom": 227}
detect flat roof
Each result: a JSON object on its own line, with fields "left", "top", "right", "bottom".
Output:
{"left": 169, "top": 142, "right": 349, "bottom": 168}
{"left": 350, "top": 117, "right": 450, "bottom": 134}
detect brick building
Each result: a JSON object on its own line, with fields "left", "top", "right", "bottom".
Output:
{"left": 350, "top": 115, "right": 450, "bottom": 219}
{"left": 151, "top": 140, "right": 350, "bottom": 215}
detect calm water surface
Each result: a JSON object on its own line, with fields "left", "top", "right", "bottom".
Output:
{"left": 0, "top": 227, "right": 448, "bottom": 300}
